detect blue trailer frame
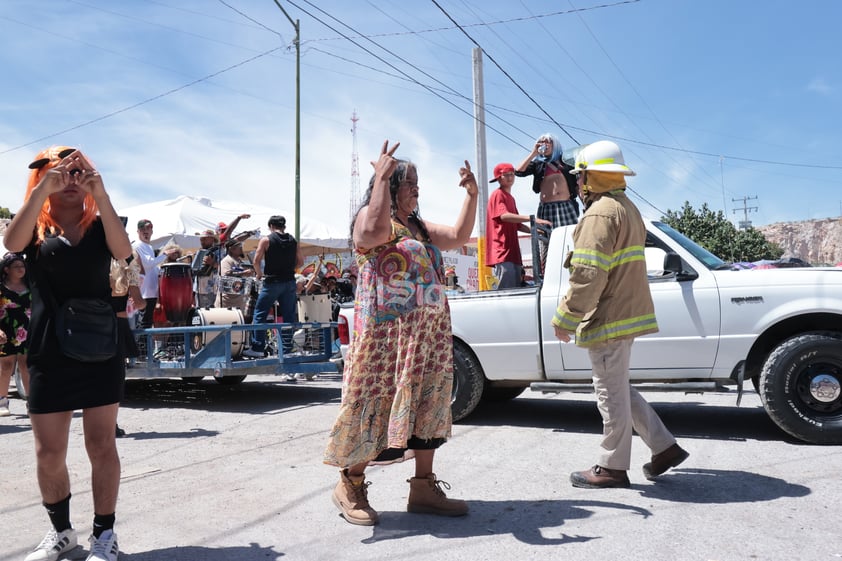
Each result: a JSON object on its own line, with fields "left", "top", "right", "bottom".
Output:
{"left": 128, "top": 321, "right": 339, "bottom": 380}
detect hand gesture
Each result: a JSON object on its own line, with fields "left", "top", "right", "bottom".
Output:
{"left": 238, "top": 213, "right": 251, "bottom": 220}
{"left": 65, "top": 150, "right": 106, "bottom": 199}
{"left": 536, "top": 218, "right": 553, "bottom": 228}
{"left": 458, "top": 160, "right": 477, "bottom": 196}
{"left": 371, "top": 140, "right": 400, "bottom": 181}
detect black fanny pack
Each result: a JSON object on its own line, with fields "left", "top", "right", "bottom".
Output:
{"left": 54, "top": 298, "right": 118, "bottom": 362}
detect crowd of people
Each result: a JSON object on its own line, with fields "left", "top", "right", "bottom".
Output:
{"left": 1, "top": 137, "right": 688, "bottom": 560}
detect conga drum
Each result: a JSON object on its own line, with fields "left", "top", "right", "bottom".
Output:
{"left": 159, "top": 263, "right": 193, "bottom": 324}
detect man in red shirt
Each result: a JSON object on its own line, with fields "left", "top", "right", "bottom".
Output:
{"left": 485, "top": 163, "right": 551, "bottom": 289}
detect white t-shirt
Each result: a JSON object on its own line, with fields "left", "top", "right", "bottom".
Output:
{"left": 132, "top": 240, "right": 168, "bottom": 299}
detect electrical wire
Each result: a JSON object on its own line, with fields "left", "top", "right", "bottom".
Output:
{"left": 285, "top": 0, "right": 525, "bottom": 147}
{"left": 0, "top": 47, "right": 282, "bottom": 156}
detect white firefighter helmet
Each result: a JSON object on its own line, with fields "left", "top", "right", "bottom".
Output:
{"left": 567, "top": 140, "right": 636, "bottom": 176}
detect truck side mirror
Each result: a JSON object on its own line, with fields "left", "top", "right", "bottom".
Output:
{"left": 664, "top": 252, "right": 682, "bottom": 273}
{"left": 663, "top": 252, "right": 698, "bottom": 281}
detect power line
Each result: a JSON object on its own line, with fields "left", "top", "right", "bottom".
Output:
{"left": 431, "top": 0, "right": 579, "bottom": 145}
{"left": 285, "top": 0, "right": 524, "bottom": 147}
{"left": 0, "top": 47, "right": 282, "bottom": 156}
{"left": 304, "top": 1, "right": 641, "bottom": 42}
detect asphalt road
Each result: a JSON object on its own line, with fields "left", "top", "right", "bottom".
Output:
{"left": 2, "top": 375, "right": 840, "bottom": 561}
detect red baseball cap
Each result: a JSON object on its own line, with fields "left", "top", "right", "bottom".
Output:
{"left": 490, "top": 162, "right": 515, "bottom": 183}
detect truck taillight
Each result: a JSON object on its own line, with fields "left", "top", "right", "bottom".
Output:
{"left": 337, "top": 314, "right": 349, "bottom": 345}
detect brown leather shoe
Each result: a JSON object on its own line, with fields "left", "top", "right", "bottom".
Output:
{"left": 643, "top": 443, "right": 689, "bottom": 480}
{"left": 570, "top": 465, "right": 630, "bottom": 489}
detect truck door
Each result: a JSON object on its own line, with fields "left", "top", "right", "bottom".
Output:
{"left": 545, "top": 235, "right": 720, "bottom": 379}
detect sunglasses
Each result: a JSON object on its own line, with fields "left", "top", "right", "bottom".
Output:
{"left": 28, "top": 148, "right": 77, "bottom": 170}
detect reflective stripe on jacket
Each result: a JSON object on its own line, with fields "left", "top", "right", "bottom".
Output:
{"left": 551, "top": 190, "right": 658, "bottom": 347}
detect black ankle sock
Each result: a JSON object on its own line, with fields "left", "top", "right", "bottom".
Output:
{"left": 44, "top": 493, "right": 72, "bottom": 532}
{"left": 92, "top": 513, "right": 115, "bottom": 538}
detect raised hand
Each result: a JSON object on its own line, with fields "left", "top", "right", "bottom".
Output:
{"left": 371, "top": 139, "right": 400, "bottom": 180}
{"left": 62, "top": 149, "right": 106, "bottom": 199}
{"left": 458, "top": 160, "right": 478, "bottom": 196}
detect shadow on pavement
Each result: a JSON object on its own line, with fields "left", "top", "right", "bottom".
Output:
{"left": 121, "top": 542, "right": 283, "bottom": 560}
{"left": 362, "top": 470, "right": 808, "bottom": 545}
{"left": 461, "top": 394, "right": 790, "bottom": 443}
{"left": 637, "top": 468, "right": 811, "bottom": 503}
{"left": 363, "top": 498, "right": 650, "bottom": 545}
{"left": 122, "top": 427, "right": 220, "bottom": 440}
{"left": 121, "top": 378, "right": 341, "bottom": 415}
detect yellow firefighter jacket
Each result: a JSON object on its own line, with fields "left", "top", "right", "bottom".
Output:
{"left": 551, "top": 189, "right": 658, "bottom": 347}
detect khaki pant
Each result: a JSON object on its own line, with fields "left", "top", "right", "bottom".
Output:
{"left": 588, "top": 338, "right": 675, "bottom": 470}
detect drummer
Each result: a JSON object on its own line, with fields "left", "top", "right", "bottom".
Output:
{"left": 216, "top": 239, "right": 254, "bottom": 311}
{"left": 194, "top": 229, "right": 221, "bottom": 308}
{"left": 132, "top": 219, "right": 179, "bottom": 329}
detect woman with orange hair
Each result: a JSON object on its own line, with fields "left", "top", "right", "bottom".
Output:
{"left": 4, "top": 146, "right": 131, "bottom": 561}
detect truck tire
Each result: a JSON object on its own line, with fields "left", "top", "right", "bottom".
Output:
{"left": 759, "top": 332, "right": 842, "bottom": 444}
{"left": 451, "top": 341, "right": 484, "bottom": 422}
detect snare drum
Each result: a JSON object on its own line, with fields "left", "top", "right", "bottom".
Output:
{"left": 159, "top": 263, "right": 193, "bottom": 324}
{"left": 220, "top": 276, "right": 252, "bottom": 296}
{"left": 189, "top": 307, "right": 245, "bottom": 357}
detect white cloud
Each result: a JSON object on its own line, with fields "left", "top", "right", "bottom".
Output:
{"left": 807, "top": 77, "right": 833, "bottom": 95}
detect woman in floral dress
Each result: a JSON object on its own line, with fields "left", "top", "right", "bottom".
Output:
{"left": 0, "top": 252, "right": 31, "bottom": 416}
{"left": 324, "top": 140, "right": 478, "bottom": 526}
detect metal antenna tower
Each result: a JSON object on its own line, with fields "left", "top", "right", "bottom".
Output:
{"left": 349, "top": 110, "right": 361, "bottom": 226}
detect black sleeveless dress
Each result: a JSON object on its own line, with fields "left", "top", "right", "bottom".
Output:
{"left": 25, "top": 219, "right": 125, "bottom": 414}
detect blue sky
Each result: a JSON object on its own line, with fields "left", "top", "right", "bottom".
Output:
{"left": 2, "top": 0, "right": 840, "bottom": 237}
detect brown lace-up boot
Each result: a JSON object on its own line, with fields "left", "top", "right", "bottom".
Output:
{"left": 406, "top": 473, "right": 469, "bottom": 516}
{"left": 332, "top": 469, "right": 379, "bottom": 526}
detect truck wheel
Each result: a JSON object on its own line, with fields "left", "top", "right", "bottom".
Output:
{"left": 215, "top": 375, "right": 247, "bottom": 385}
{"left": 759, "top": 332, "right": 842, "bottom": 444}
{"left": 451, "top": 341, "right": 484, "bottom": 422}
{"left": 482, "top": 385, "right": 526, "bottom": 402}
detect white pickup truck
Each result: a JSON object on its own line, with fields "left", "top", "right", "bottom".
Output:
{"left": 337, "top": 220, "right": 842, "bottom": 445}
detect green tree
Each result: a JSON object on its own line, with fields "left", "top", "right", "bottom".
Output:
{"left": 661, "top": 202, "right": 783, "bottom": 263}
{"left": 0, "top": 207, "right": 10, "bottom": 219}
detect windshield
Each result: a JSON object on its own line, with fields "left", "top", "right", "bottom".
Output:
{"left": 651, "top": 221, "right": 726, "bottom": 270}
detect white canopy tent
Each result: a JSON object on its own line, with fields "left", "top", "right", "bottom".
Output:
{"left": 117, "top": 195, "right": 349, "bottom": 256}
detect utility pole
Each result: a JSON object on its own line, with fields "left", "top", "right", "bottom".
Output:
{"left": 472, "top": 48, "right": 489, "bottom": 290}
{"left": 732, "top": 196, "right": 758, "bottom": 229}
{"left": 273, "top": 0, "right": 301, "bottom": 240}
{"left": 349, "top": 111, "right": 360, "bottom": 227}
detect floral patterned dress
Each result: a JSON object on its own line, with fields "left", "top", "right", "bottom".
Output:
{"left": 0, "top": 284, "right": 31, "bottom": 356}
{"left": 324, "top": 220, "right": 454, "bottom": 467}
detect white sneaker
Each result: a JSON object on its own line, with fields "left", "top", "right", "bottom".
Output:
{"left": 242, "top": 348, "right": 265, "bottom": 359}
{"left": 87, "top": 529, "right": 119, "bottom": 561}
{"left": 0, "top": 396, "right": 9, "bottom": 417}
{"left": 24, "top": 528, "right": 77, "bottom": 561}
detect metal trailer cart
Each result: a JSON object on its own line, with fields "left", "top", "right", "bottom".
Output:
{"left": 128, "top": 320, "right": 339, "bottom": 384}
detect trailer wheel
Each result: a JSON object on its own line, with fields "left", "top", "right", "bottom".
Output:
{"left": 451, "top": 341, "right": 484, "bottom": 421}
{"left": 215, "top": 375, "right": 247, "bottom": 385}
{"left": 759, "top": 332, "right": 842, "bottom": 444}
